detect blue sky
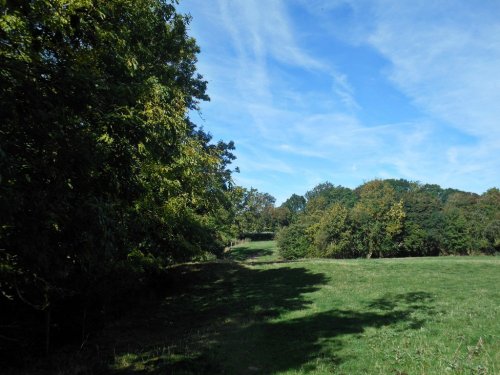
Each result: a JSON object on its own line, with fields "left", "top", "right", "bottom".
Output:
{"left": 178, "top": 0, "right": 500, "bottom": 204}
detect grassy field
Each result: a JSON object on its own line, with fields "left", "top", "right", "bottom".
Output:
{"left": 54, "top": 241, "right": 500, "bottom": 374}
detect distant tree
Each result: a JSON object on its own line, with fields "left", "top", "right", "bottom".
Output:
{"left": 385, "top": 179, "right": 419, "bottom": 196}
{"left": 484, "top": 220, "right": 500, "bottom": 253}
{"left": 305, "top": 182, "right": 357, "bottom": 212}
{"left": 281, "top": 194, "right": 306, "bottom": 214}
{"left": 420, "top": 184, "right": 464, "bottom": 203}
{"left": 441, "top": 209, "right": 472, "bottom": 255}
{"left": 233, "top": 188, "right": 276, "bottom": 234}
{"left": 276, "top": 179, "right": 499, "bottom": 260}
{"left": 312, "top": 203, "right": 353, "bottom": 258}
{"left": 352, "top": 180, "right": 405, "bottom": 258}
{"left": 478, "top": 188, "right": 500, "bottom": 252}
{"left": 271, "top": 206, "right": 293, "bottom": 227}
{"left": 276, "top": 193, "right": 305, "bottom": 225}
{"left": 402, "top": 190, "right": 444, "bottom": 255}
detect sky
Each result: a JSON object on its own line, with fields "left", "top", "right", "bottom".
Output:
{"left": 178, "top": 0, "right": 500, "bottom": 204}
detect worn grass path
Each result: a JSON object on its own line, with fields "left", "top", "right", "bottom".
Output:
{"left": 104, "top": 241, "right": 499, "bottom": 374}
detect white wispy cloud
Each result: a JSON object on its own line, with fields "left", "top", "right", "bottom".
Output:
{"left": 294, "top": 0, "right": 500, "bottom": 191}
{"left": 216, "top": 0, "right": 358, "bottom": 111}
{"left": 367, "top": 1, "right": 500, "bottom": 138}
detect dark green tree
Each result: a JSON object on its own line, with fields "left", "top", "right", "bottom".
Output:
{"left": 281, "top": 193, "right": 306, "bottom": 214}
{"left": 276, "top": 223, "right": 310, "bottom": 259}
{"left": 402, "top": 189, "right": 444, "bottom": 255}
{"left": 0, "top": 0, "right": 235, "bottom": 353}
{"left": 305, "top": 182, "right": 357, "bottom": 213}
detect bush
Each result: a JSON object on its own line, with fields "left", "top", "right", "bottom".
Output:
{"left": 238, "top": 232, "right": 275, "bottom": 241}
{"left": 276, "top": 224, "right": 310, "bottom": 259}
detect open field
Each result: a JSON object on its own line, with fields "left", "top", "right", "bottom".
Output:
{"left": 92, "top": 241, "right": 499, "bottom": 374}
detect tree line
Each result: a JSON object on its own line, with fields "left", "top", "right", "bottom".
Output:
{"left": 276, "top": 180, "right": 500, "bottom": 259}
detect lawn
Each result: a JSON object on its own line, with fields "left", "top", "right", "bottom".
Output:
{"left": 68, "top": 242, "right": 500, "bottom": 374}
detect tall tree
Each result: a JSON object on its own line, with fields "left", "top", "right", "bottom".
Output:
{"left": 351, "top": 180, "right": 405, "bottom": 258}
{"left": 233, "top": 188, "right": 276, "bottom": 234}
{"left": 0, "top": 0, "right": 234, "bottom": 353}
{"left": 305, "top": 182, "right": 357, "bottom": 213}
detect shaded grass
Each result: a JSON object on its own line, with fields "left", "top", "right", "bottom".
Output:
{"left": 14, "top": 242, "right": 500, "bottom": 374}
{"left": 224, "top": 240, "right": 281, "bottom": 263}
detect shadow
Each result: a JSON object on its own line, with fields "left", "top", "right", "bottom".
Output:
{"left": 86, "top": 265, "right": 435, "bottom": 374}
{"left": 367, "top": 291, "right": 436, "bottom": 330}
{"left": 218, "top": 306, "right": 427, "bottom": 374}
{"left": 91, "top": 262, "right": 327, "bottom": 374}
{"left": 368, "top": 291, "right": 434, "bottom": 310}
{"left": 224, "top": 246, "right": 274, "bottom": 261}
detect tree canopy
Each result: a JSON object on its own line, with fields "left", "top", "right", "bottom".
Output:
{"left": 0, "top": 0, "right": 236, "bottom": 355}
{"left": 277, "top": 179, "right": 500, "bottom": 259}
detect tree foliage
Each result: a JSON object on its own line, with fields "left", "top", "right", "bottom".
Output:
{"left": 0, "top": 0, "right": 235, "bottom": 355}
{"left": 232, "top": 187, "right": 277, "bottom": 235}
{"left": 277, "top": 179, "right": 500, "bottom": 260}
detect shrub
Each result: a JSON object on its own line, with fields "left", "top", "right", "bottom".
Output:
{"left": 276, "top": 224, "right": 310, "bottom": 259}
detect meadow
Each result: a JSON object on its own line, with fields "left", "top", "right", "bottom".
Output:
{"left": 85, "top": 240, "right": 499, "bottom": 374}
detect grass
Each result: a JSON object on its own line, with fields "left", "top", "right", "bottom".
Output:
{"left": 32, "top": 241, "right": 500, "bottom": 374}
{"left": 224, "top": 240, "right": 281, "bottom": 263}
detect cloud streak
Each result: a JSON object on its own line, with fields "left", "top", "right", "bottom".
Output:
{"left": 367, "top": 1, "right": 500, "bottom": 138}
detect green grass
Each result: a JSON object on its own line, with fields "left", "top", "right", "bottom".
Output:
{"left": 224, "top": 240, "right": 281, "bottom": 263}
{"left": 75, "top": 242, "right": 500, "bottom": 374}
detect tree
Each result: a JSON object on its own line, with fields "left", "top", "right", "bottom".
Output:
{"left": 312, "top": 203, "right": 353, "bottom": 258}
{"left": 402, "top": 189, "right": 444, "bottom": 255}
{"left": 274, "top": 179, "right": 499, "bottom": 260}
{"left": 351, "top": 180, "right": 405, "bottom": 258}
{"left": 477, "top": 188, "right": 500, "bottom": 253}
{"left": 0, "top": 0, "right": 235, "bottom": 353}
{"left": 274, "top": 193, "right": 306, "bottom": 226}
{"left": 281, "top": 194, "right": 306, "bottom": 214}
{"left": 441, "top": 209, "right": 472, "bottom": 255}
{"left": 305, "top": 182, "right": 357, "bottom": 213}
{"left": 233, "top": 188, "right": 276, "bottom": 234}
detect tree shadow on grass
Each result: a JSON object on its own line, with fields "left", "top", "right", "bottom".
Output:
{"left": 224, "top": 246, "right": 274, "bottom": 261}
{"left": 367, "top": 291, "right": 436, "bottom": 330}
{"left": 93, "top": 262, "right": 327, "bottom": 374}
{"left": 96, "top": 264, "right": 436, "bottom": 374}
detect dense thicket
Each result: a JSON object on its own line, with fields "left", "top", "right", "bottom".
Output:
{"left": 0, "top": 0, "right": 236, "bottom": 357}
{"left": 277, "top": 180, "right": 500, "bottom": 259}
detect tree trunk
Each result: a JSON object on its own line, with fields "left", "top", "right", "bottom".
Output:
{"left": 81, "top": 306, "right": 87, "bottom": 347}
{"left": 43, "top": 285, "right": 51, "bottom": 356}
{"left": 45, "top": 307, "right": 51, "bottom": 356}
{"left": 367, "top": 238, "right": 373, "bottom": 259}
